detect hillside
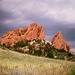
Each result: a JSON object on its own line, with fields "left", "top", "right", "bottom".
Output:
{"left": 0, "top": 39, "right": 75, "bottom": 61}
{"left": 0, "top": 48, "right": 75, "bottom": 75}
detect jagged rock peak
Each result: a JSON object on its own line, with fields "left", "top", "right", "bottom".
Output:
{"left": 29, "top": 22, "right": 39, "bottom": 28}
{"left": 0, "top": 22, "right": 45, "bottom": 47}
{"left": 57, "top": 31, "right": 61, "bottom": 34}
{"left": 55, "top": 31, "right": 64, "bottom": 38}
{"left": 51, "top": 31, "right": 70, "bottom": 52}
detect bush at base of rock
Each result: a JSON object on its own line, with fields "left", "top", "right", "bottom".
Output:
{"left": 14, "top": 40, "right": 30, "bottom": 48}
{"left": 46, "top": 51, "right": 54, "bottom": 58}
{"left": 58, "top": 49, "right": 66, "bottom": 52}
{"left": 35, "top": 39, "right": 42, "bottom": 43}
{"left": 34, "top": 49, "right": 42, "bottom": 56}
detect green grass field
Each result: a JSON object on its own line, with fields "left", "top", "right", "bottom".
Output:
{"left": 0, "top": 48, "right": 75, "bottom": 75}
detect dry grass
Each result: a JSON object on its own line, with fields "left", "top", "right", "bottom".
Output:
{"left": 0, "top": 48, "right": 75, "bottom": 75}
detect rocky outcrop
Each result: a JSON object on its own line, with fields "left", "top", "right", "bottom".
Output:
{"left": 51, "top": 32, "right": 70, "bottom": 52}
{"left": 0, "top": 23, "right": 45, "bottom": 47}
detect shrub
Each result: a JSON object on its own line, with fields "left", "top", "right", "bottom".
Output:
{"left": 20, "top": 40, "right": 26, "bottom": 47}
{"left": 29, "top": 45, "right": 32, "bottom": 50}
{"left": 6, "top": 45, "right": 11, "bottom": 49}
{"left": 68, "top": 53, "right": 73, "bottom": 56}
{"left": 35, "top": 40, "right": 42, "bottom": 43}
{"left": 21, "top": 30, "right": 23, "bottom": 32}
{"left": 34, "top": 49, "right": 42, "bottom": 56}
{"left": 47, "top": 42, "right": 51, "bottom": 46}
{"left": 22, "top": 33, "right": 24, "bottom": 35}
{"left": 43, "top": 40, "right": 45, "bottom": 41}
{"left": 54, "top": 50, "right": 58, "bottom": 55}
{"left": 33, "top": 39, "right": 35, "bottom": 41}
{"left": 14, "top": 40, "right": 26, "bottom": 47}
{"left": 18, "top": 33, "right": 21, "bottom": 36}
{"left": 58, "top": 48, "right": 66, "bottom": 52}
{"left": 15, "top": 49, "right": 24, "bottom": 53}
{"left": 44, "top": 43, "right": 52, "bottom": 53}
{"left": 47, "top": 51, "right": 54, "bottom": 58}
{"left": 29, "top": 49, "right": 33, "bottom": 54}
{"left": 26, "top": 40, "right": 31, "bottom": 45}
{"left": 14, "top": 40, "right": 31, "bottom": 48}
{"left": 51, "top": 46, "right": 56, "bottom": 51}
{"left": 3, "top": 43, "right": 6, "bottom": 47}
{"left": 41, "top": 43, "right": 45, "bottom": 46}
{"left": 8, "top": 37, "right": 10, "bottom": 39}
{"left": 28, "top": 44, "right": 35, "bottom": 54}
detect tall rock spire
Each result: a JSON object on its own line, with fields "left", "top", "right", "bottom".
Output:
{"left": 51, "top": 31, "right": 70, "bottom": 52}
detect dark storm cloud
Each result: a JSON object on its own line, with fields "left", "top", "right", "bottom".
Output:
{"left": 0, "top": 9, "right": 11, "bottom": 21}
{"left": 62, "top": 27, "right": 75, "bottom": 42}
{"left": 0, "top": 7, "right": 17, "bottom": 38}
{"left": 0, "top": 9, "right": 9, "bottom": 34}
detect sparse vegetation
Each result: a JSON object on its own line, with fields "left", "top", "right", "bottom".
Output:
{"left": 14, "top": 40, "right": 26, "bottom": 47}
{"left": 35, "top": 39, "right": 42, "bottom": 43}
{"left": 0, "top": 40, "right": 75, "bottom": 61}
{"left": 21, "top": 30, "right": 23, "bottom": 32}
{"left": 14, "top": 40, "right": 31, "bottom": 48}
{"left": 8, "top": 37, "right": 10, "bottom": 39}
{"left": 47, "top": 51, "right": 54, "bottom": 58}
{"left": 18, "top": 33, "right": 21, "bottom": 36}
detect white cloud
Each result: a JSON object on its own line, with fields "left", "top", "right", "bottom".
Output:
{"left": 44, "top": 5, "right": 75, "bottom": 23}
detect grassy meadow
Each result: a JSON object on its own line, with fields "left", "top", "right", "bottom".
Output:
{"left": 0, "top": 48, "right": 75, "bottom": 75}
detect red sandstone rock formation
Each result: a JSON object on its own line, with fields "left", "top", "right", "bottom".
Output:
{"left": 51, "top": 32, "right": 70, "bottom": 52}
{"left": 0, "top": 23, "right": 45, "bottom": 47}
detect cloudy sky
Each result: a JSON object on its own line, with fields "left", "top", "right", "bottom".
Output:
{"left": 0, "top": 0, "right": 75, "bottom": 52}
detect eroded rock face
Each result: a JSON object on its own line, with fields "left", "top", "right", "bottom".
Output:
{"left": 0, "top": 23, "right": 45, "bottom": 47}
{"left": 51, "top": 32, "right": 70, "bottom": 52}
